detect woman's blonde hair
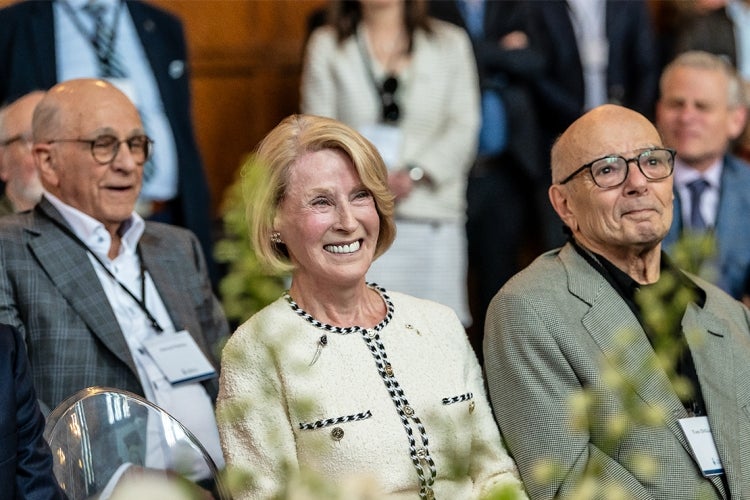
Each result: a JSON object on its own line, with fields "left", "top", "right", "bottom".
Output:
{"left": 244, "top": 114, "right": 396, "bottom": 273}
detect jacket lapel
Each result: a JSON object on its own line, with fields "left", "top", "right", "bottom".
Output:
{"left": 562, "top": 245, "right": 731, "bottom": 498}
{"left": 684, "top": 302, "right": 742, "bottom": 497}
{"left": 28, "top": 200, "right": 137, "bottom": 375}
{"left": 714, "top": 156, "right": 750, "bottom": 264}
{"left": 561, "top": 245, "right": 693, "bottom": 447}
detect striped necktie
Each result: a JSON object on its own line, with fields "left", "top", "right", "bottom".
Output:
{"left": 83, "top": 1, "right": 127, "bottom": 78}
{"left": 82, "top": 1, "right": 158, "bottom": 182}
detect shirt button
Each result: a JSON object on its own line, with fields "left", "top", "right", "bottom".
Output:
{"left": 425, "top": 488, "right": 435, "bottom": 500}
{"left": 403, "top": 405, "right": 414, "bottom": 417}
{"left": 469, "top": 401, "right": 476, "bottom": 413}
{"left": 385, "top": 364, "right": 394, "bottom": 376}
{"left": 366, "top": 330, "right": 376, "bottom": 339}
{"left": 416, "top": 447, "right": 428, "bottom": 460}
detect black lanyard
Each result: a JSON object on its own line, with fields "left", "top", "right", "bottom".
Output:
{"left": 88, "top": 244, "right": 164, "bottom": 334}
{"left": 41, "top": 207, "right": 165, "bottom": 333}
{"left": 60, "top": 0, "right": 125, "bottom": 67}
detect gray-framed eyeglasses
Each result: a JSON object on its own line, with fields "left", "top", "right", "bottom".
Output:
{"left": 559, "top": 147, "right": 676, "bottom": 188}
{"left": 47, "top": 134, "right": 153, "bottom": 165}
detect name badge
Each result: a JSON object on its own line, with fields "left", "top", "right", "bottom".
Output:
{"left": 679, "top": 416, "right": 724, "bottom": 476}
{"left": 142, "top": 330, "right": 217, "bottom": 385}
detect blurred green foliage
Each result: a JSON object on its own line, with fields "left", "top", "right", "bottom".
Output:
{"left": 214, "top": 161, "right": 288, "bottom": 326}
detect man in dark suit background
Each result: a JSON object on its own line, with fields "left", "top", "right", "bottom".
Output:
{"left": 0, "top": 0, "right": 218, "bottom": 285}
{"left": 0, "top": 78, "right": 229, "bottom": 474}
{"left": 0, "top": 323, "right": 65, "bottom": 499}
{"left": 525, "top": 0, "right": 660, "bottom": 249}
{"left": 428, "top": 0, "right": 546, "bottom": 357}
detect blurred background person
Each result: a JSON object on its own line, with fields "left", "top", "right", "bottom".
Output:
{"left": 428, "top": 0, "right": 545, "bottom": 360}
{"left": 669, "top": 0, "right": 750, "bottom": 81}
{"left": 664, "top": 0, "right": 750, "bottom": 163}
{"left": 658, "top": 51, "right": 750, "bottom": 299}
{"left": 0, "top": 0, "right": 218, "bottom": 285}
{"left": 525, "top": 0, "right": 660, "bottom": 250}
{"left": 300, "top": 0, "right": 480, "bottom": 326}
{"left": 217, "top": 114, "right": 526, "bottom": 500}
{"left": 0, "top": 91, "right": 44, "bottom": 216}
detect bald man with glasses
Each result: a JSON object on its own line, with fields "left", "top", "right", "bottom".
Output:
{"left": 0, "top": 79, "right": 229, "bottom": 489}
{"left": 484, "top": 104, "right": 750, "bottom": 499}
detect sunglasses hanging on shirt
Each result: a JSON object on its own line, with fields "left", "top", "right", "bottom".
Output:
{"left": 380, "top": 75, "right": 400, "bottom": 123}
{"left": 358, "top": 32, "right": 402, "bottom": 125}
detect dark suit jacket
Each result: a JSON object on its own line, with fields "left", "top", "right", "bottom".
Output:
{"left": 484, "top": 243, "right": 750, "bottom": 499}
{"left": 663, "top": 154, "right": 750, "bottom": 299}
{"left": 674, "top": 7, "right": 737, "bottom": 67}
{"left": 0, "top": 197, "right": 229, "bottom": 410}
{"left": 526, "top": 0, "right": 659, "bottom": 141}
{"left": 0, "top": 0, "right": 216, "bottom": 284}
{"left": 428, "top": 0, "right": 546, "bottom": 181}
{"left": 0, "top": 324, "right": 65, "bottom": 500}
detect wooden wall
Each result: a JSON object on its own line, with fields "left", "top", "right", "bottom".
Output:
{"left": 0, "top": 0, "right": 327, "bottom": 216}
{"left": 149, "top": 0, "right": 327, "bottom": 216}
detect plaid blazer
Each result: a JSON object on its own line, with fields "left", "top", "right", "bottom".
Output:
{"left": 0, "top": 197, "right": 229, "bottom": 410}
{"left": 484, "top": 242, "right": 750, "bottom": 499}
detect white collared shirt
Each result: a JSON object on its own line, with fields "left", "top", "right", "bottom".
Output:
{"left": 43, "top": 192, "right": 224, "bottom": 475}
{"left": 673, "top": 158, "right": 723, "bottom": 229}
{"left": 53, "top": 0, "right": 178, "bottom": 201}
{"left": 727, "top": 0, "right": 750, "bottom": 79}
{"left": 567, "top": 0, "right": 609, "bottom": 111}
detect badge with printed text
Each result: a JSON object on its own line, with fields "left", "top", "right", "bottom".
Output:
{"left": 679, "top": 416, "right": 725, "bottom": 476}
{"left": 142, "top": 330, "right": 217, "bottom": 385}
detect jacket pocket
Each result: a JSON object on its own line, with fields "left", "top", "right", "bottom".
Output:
{"left": 298, "top": 409, "right": 373, "bottom": 430}
{"left": 441, "top": 392, "right": 474, "bottom": 406}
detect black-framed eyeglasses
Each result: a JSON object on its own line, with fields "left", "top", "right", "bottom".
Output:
{"left": 380, "top": 75, "right": 400, "bottom": 124}
{"left": 0, "top": 134, "right": 33, "bottom": 150}
{"left": 558, "top": 148, "right": 676, "bottom": 188}
{"left": 47, "top": 134, "right": 153, "bottom": 165}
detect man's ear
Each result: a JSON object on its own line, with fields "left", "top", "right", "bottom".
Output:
{"left": 549, "top": 184, "right": 578, "bottom": 232}
{"left": 728, "top": 104, "right": 748, "bottom": 141}
{"left": 34, "top": 144, "right": 58, "bottom": 187}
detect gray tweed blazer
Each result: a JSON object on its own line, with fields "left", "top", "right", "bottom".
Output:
{"left": 0, "top": 197, "right": 229, "bottom": 410}
{"left": 484, "top": 242, "right": 750, "bottom": 499}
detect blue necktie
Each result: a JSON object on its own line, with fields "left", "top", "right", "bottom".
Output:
{"left": 687, "top": 178, "right": 710, "bottom": 230}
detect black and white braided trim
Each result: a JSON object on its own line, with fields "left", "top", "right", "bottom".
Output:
{"left": 362, "top": 328, "right": 436, "bottom": 498}
{"left": 442, "top": 393, "right": 474, "bottom": 405}
{"left": 285, "top": 282, "right": 394, "bottom": 335}
{"left": 299, "top": 410, "right": 373, "bottom": 430}
{"left": 285, "top": 283, "right": 435, "bottom": 498}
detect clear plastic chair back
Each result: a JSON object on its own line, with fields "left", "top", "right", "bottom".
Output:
{"left": 44, "top": 386, "right": 229, "bottom": 499}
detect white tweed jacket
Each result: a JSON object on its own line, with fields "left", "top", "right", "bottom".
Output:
{"left": 217, "top": 287, "right": 524, "bottom": 499}
{"left": 301, "top": 20, "right": 480, "bottom": 223}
